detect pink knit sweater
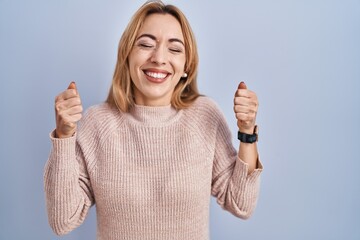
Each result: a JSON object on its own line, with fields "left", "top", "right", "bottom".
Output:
{"left": 44, "top": 96, "right": 262, "bottom": 240}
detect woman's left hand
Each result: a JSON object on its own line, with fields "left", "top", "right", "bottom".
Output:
{"left": 233, "top": 82, "right": 259, "bottom": 134}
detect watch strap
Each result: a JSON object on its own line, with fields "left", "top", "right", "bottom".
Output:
{"left": 237, "top": 125, "right": 258, "bottom": 143}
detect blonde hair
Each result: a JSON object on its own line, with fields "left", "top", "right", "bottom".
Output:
{"left": 106, "top": 0, "right": 200, "bottom": 112}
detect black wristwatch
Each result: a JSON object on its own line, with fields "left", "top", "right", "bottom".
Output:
{"left": 237, "top": 125, "right": 258, "bottom": 143}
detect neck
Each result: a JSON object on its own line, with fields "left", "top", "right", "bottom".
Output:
{"left": 128, "top": 103, "right": 179, "bottom": 125}
{"left": 133, "top": 91, "right": 172, "bottom": 107}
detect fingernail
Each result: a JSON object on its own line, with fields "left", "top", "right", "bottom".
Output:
{"left": 238, "top": 81, "right": 244, "bottom": 89}
{"left": 68, "top": 81, "right": 76, "bottom": 90}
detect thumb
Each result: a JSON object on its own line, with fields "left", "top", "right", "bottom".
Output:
{"left": 67, "top": 81, "right": 78, "bottom": 94}
{"left": 238, "top": 81, "right": 247, "bottom": 90}
{"left": 67, "top": 81, "right": 77, "bottom": 90}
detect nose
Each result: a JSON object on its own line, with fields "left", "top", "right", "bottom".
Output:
{"left": 150, "top": 45, "right": 166, "bottom": 65}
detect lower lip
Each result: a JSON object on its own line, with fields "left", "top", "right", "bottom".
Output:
{"left": 144, "top": 73, "right": 169, "bottom": 84}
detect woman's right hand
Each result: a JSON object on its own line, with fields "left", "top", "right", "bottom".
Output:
{"left": 55, "top": 82, "right": 83, "bottom": 138}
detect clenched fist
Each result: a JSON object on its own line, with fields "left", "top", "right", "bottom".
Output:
{"left": 234, "top": 82, "right": 259, "bottom": 134}
{"left": 55, "top": 82, "right": 83, "bottom": 138}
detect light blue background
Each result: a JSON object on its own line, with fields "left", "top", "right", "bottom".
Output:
{"left": 1, "top": 0, "right": 359, "bottom": 239}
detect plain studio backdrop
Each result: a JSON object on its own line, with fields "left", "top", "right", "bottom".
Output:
{"left": 0, "top": 0, "right": 359, "bottom": 239}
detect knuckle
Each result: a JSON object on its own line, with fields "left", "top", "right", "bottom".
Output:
{"left": 55, "top": 103, "right": 61, "bottom": 112}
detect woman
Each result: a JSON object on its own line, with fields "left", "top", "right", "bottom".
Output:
{"left": 44, "top": 1, "right": 263, "bottom": 239}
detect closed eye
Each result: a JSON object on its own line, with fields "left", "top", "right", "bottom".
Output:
{"left": 169, "top": 48, "right": 182, "bottom": 53}
{"left": 139, "top": 43, "right": 154, "bottom": 48}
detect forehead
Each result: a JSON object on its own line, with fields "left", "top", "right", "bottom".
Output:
{"left": 138, "top": 13, "right": 184, "bottom": 41}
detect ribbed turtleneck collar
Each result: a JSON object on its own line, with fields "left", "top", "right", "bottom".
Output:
{"left": 127, "top": 104, "right": 180, "bottom": 126}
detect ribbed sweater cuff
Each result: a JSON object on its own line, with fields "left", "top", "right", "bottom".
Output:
{"left": 235, "top": 156, "right": 263, "bottom": 178}
{"left": 48, "top": 130, "right": 77, "bottom": 170}
{"left": 230, "top": 156, "right": 262, "bottom": 212}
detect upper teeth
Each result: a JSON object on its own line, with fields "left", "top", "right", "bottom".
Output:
{"left": 145, "top": 71, "right": 167, "bottom": 79}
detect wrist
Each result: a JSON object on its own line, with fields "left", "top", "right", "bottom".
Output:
{"left": 55, "top": 129, "right": 74, "bottom": 139}
{"left": 238, "top": 125, "right": 256, "bottom": 134}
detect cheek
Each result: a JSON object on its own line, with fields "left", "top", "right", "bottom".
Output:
{"left": 172, "top": 56, "right": 186, "bottom": 74}
{"left": 129, "top": 50, "right": 149, "bottom": 69}
{"left": 128, "top": 61, "right": 137, "bottom": 85}
{"left": 128, "top": 53, "right": 136, "bottom": 74}
{"left": 129, "top": 54, "right": 143, "bottom": 82}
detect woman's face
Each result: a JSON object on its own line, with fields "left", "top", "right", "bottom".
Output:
{"left": 129, "top": 13, "right": 186, "bottom": 106}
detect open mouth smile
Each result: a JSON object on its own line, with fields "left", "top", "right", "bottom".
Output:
{"left": 143, "top": 69, "right": 171, "bottom": 83}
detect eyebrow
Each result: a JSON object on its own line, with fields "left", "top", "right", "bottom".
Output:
{"left": 136, "top": 33, "right": 185, "bottom": 47}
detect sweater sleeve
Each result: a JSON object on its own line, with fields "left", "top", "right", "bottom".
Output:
{"left": 44, "top": 110, "right": 98, "bottom": 235}
{"left": 210, "top": 103, "right": 263, "bottom": 220}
